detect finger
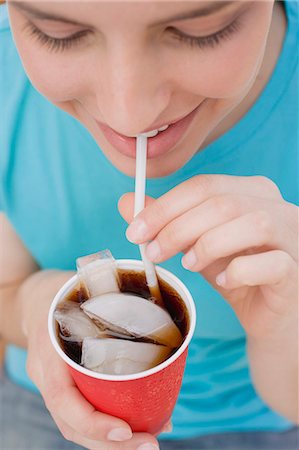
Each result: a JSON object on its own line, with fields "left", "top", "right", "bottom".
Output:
{"left": 144, "top": 196, "right": 279, "bottom": 263}
{"left": 45, "top": 382, "right": 133, "bottom": 442}
{"left": 53, "top": 415, "right": 105, "bottom": 450}
{"left": 126, "top": 175, "right": 282, "bottom": 244}
{"left": 182, "top": 209, "right": 290, "bottom": 272}
{"left": 160, "top": 420, "right": 173, "bottom": 433}
{"left": 41, "top": 351, "right": 133, "bottom": 442}
{"left": 118, "top": 193, "right": 155, "bottom": 224}
{"left": 54, "top": 415, "right": 159, "bottom": 450}
{"left": 216, "top": 250, "right": 297, "bottom": 300}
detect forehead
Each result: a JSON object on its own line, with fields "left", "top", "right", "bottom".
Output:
{"left": 9, "top": 0, "right": 230, "bottom": 4}
{"left": 8, "top": 1, "right": 244, "bottom": 25}
{"left": 8, "top": 0, "right": 270, "bottom": 5}
{"left": 9, "top": 1, "right": 271, "bottom": 34}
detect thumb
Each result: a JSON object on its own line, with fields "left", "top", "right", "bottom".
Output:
{"left": 118, "top": 192, "right": 155, "bottom": 224}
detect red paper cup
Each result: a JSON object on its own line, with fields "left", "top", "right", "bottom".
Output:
{"left": 48, "top": 259, "right": 196, "bottom": 434}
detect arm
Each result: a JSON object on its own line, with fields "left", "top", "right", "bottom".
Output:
{"left": 119, "top": 174, "right": 299, "bottom": 424}
{"left": 248, "top": 317, "right": 298, "bottom": 423}
{"left": 0, "top": 212, "right": 71, "bottom": 347}
{"left": 0, "top": 211, "right": 39, "bottom": 347}
{"left": 0, "top": 212, "right": 159, "bottom": 449}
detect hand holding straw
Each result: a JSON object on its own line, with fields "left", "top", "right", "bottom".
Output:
{"left": 134, "top": 135, "right": 164, "bottom": 308}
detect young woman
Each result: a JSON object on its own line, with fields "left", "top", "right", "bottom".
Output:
{"left": 0, "top": 1, "right": 298, "bottom": 449}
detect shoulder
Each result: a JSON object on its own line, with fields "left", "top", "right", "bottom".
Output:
{"left": 0, "top": 3, "right": 14, "bottom": 62}
{"left": 0, "top": 4, "right": 32, "bottom": 211}
{"left": 0, "top": 4, "right": 28, "bottom": 97}
{"left": 285, "top": 0, "right": 299, "bottom": 22}
{"left": 0, "top": 4, "right": 10, "bottom": 32}
{"left": 0, "top": 2, "right": 28, "bottom": 115}
{"left": 285, "top": 0, "right": 299, "bottom": 41}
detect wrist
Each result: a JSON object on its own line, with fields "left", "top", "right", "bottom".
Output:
{"left": 19, "top": 269, "right": 75, "bottom": 341}
{"left": 247, "top": 321, "right": 298, "bottom": 423}
{"left": 247, "top": 312, "right": 297, "bottom": 348}
{"left": 247, "top": 324, "right": 298, "bottom": 378}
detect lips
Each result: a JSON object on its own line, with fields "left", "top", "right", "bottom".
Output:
{"left": 96, "top": 104, "right": 202, "bottom": 159}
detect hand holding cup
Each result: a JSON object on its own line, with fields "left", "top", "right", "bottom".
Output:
{"left": 48, "top": 253, "right": 196, "bottom": 436}
{"left": 23, "top": 270, "right": 159, "bottom": 450}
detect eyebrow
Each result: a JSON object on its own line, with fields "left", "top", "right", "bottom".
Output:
{"left": 10, "top": 1, "right": 89, "bottom": 26}
{"left": 157, "top": 2, "right": 235, "bottom": 24}
{"left": 10, "top": 1, "right": 235, "bottom": 27}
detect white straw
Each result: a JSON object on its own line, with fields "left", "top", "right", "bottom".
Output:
{"left": 135, "top": 135, "right": 163, "bottom": 301}
{"left": 134, "top": 135, "right": 147, "bottom": 217}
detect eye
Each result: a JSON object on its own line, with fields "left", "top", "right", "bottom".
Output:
{"left": 167, "top": 19, "right": 241, "bottom": 50}
{"left": 25, "top": 23, "right": 91, "bottom": 52}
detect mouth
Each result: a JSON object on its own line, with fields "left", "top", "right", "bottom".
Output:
{"left": 96, "top": 103, "right": 203, "bottom": 159}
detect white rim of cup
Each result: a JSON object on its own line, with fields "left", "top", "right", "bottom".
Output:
{"left": 48, "top": 259, "right": 196, "bottom": 382}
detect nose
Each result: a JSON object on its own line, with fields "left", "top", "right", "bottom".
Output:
{"left": 94, "top": 42, "right": 171, "bottom": 136}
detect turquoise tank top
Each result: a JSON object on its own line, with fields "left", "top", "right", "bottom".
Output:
{"left": 0, "top": 2, "right": 297, "bottom": 439}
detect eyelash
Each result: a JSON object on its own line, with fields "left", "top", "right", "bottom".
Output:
{"left": 25, "top": 19, "right": 241, "bottom": 53}
{"left": 168, "top": 19, "right": 241, "bottom": 49}
{"left": 25, "top": 23, "right": 91, "bottom": 52}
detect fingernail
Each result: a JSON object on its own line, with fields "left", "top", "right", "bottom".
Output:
{"left": 126, "top": 219, "right": 148, "bottom": 243}
{"left": 146, "top": 241, "right": 160, "bottom": 261}
{"left": 137, "top": 444, "right": 159, "bottom": 450}
{"left": 216, "top": 271, "right": 226, "bottom": 287}
{"left": 107, "top": 428, "right": 133, "bottom": 441}
{"left": 182, "top": 250, "right": 197, "bottom": 270}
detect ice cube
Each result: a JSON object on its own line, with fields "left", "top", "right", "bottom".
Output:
{"left": 81, "top": 337, "right": 171, "bottom": 375}
{"left": 81, "top": 293, "right": 182, "bottom": 348}
{"left": 76, "top": 249, "right": 120, "bottom": 298}
{"left": 54, "top": 302, "right": 102, "bottom": 342}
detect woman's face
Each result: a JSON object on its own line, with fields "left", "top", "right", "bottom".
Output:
{"left": 8, "top": 1, "right": 274, "bottom": 177}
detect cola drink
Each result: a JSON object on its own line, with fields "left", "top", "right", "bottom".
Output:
{"left": 49, "top": 253, "right": 196, "bottom": 433}
{"left": 54, "top": 250, "right": 189, "bottom": 376}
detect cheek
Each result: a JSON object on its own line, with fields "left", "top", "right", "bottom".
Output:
{"left": 198, "top": 39, "right": 265, "bottom": 99}
{"left": 167, "top": 4, "right": 273, "bottom": 100}
{"left": 9, "top": 22, "right": 89, "bottom": 103}
{"left": 18, "top": 47, "right": 87, "bottom": 102}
